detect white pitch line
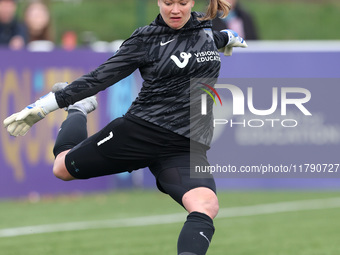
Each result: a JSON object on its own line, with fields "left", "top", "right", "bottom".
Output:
{"left": 1, "top": 197, "right": 340, "bottom": 238}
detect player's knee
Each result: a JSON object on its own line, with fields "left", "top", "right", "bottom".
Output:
{"left": 182, "top": 188, "right": 219, "bottom": 219}
{"left": 53, "top": 153, "right": 74, "bottom": 181}
{"left": 203, "top": 197, "right": 219, "bottom": 219}
{"left": 53, "top": 165, "right": 73, "bottom": 181}
{"left": 211, "top": 199, "right": 219, "bottom": 218}
{"left": 52, "top": 163, "right": 73, "bottom": 181}
{"left": 190, "top": 197, "right": 219, "bottom": 219}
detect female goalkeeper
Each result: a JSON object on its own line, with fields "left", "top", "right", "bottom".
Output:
{"left": 4, "top": 0, "right": 247, "bottom": 254}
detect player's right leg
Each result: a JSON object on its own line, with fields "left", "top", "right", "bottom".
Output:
{"left": 53, "top": 114, "right": 154, "bottom": 181}
{"left": 51, "top": 82, "right": 97, "bottom": 181}
{"left": 53, "top": 149, "right": 73, "bottom": 181}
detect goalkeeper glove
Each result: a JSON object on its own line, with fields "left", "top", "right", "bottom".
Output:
{"left": 219, "top": 29, "right": 248, "bottom": 56}
{"left": 3, "top": 92, "right": 59, "bottom": 137}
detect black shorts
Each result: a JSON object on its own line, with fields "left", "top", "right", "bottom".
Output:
{"left": 64, "top": 114, "right": 216, "bottom": 205}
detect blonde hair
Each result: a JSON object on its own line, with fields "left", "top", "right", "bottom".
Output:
{"left": 200, "top": 0, "right": 231, "bottom": 20}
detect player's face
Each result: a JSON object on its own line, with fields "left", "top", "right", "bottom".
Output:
{"left": 158, "top": 0, "right": 195, "bottom": 30}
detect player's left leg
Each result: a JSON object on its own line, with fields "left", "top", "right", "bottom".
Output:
{"left": 179, "top": 187, "right": 219, "bottom": 255}
{"left": 152, "top": 164, "right": 217, "bottom": 255}
{"left": 182, "top": 187, "right": 219, "bottom": 218}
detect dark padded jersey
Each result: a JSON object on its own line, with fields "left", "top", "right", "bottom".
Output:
{"left": 55, "top": 12, "right": 229, "bottom": 146}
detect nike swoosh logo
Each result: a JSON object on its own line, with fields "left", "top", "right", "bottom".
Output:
{"left": 199, "top": 232, "right": 210, "bottom": 245}
{"left": 160, "top": 39, "right": 175, "bottom": 46}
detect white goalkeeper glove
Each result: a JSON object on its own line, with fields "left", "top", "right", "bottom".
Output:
{"left": 3, "top": 92, "right": 59, "bottom": 137}
{"left": 219, "top": 29, "right": 248, "bottom": 56}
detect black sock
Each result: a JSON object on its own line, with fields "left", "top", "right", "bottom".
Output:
{"left": 53, "top": 110, "right": 88, "bottom": 157}
{"left": 177, "top": 212, "right": 215, "bottom": 255}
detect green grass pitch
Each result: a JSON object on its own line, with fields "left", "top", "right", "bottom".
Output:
{"left": 0, "top": 190, "right": 340, "bottom": 255}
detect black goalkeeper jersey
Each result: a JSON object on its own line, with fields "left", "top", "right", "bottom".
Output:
{"left": 55, "top": 12, "right": 229, "bottom": 146}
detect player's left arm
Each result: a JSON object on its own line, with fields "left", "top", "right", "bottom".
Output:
{"left": 213, "top": 29, "right": 248, "bottom": 56}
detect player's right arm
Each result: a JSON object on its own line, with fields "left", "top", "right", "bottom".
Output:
{"left": 55, "top": 29, "right": 147, "bottom": 109}
{"left": 3, "top": 29, "right": 146, "bottom": 137}
{"left": 3, "top": 91, "right": 59, "bottom": 136}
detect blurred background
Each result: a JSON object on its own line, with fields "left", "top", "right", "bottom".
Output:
{"left": 2, "top": 0, "right": 340, "bottom": 51}
{"left": 18, "top": 0, "right": 340, "bottom": 42}
{"left": 0, "top": 1, "right": 340, "bottom": 254}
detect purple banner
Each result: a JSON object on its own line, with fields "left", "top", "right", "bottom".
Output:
{"left": 1, "top": 48, "right": 340, "bottom": 199}
{"left": 220, "top": 51, "right": 340, "bottom": 78}
{"left": 213, "top": 51, "right": 340, "bottom": 189}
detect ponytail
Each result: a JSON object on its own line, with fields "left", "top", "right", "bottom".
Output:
{"left": 200, "top": 0, "right": 231, "bottom": 21}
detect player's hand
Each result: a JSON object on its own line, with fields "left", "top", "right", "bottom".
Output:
{"left": 3, "top": 92, "right": 59, "bottom": 137}
{"left": 3, "top": 105, "right": 47, "bottom": 136}
{"left": 223, "top": 29, "right": 248, "bottom": 48}
{"left": 219, "top": 29, "right": 248, "bottom": 56}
